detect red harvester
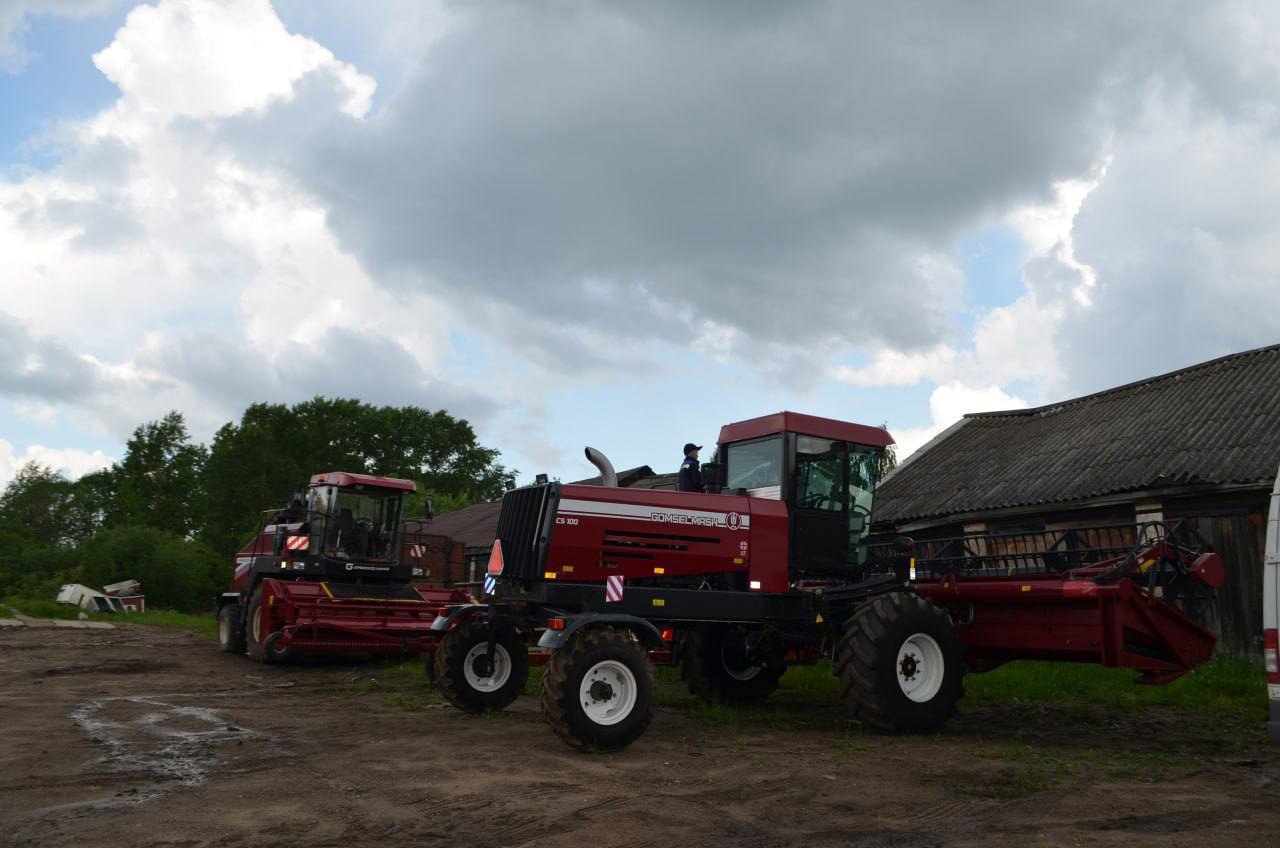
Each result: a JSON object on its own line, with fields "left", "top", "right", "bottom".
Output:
{"left": 427, "top": 411, "right": 1223, "bottom": 750}
{"left": 215, "top": 471, "right": 471, "bottom": 662}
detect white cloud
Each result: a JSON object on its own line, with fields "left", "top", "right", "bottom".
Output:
{"left": 0, "top": 0, "right": 474, "bottom": 444}
{"left": 0, "top": 438, "right": 115, "bottom": 489}
{"left": 892, "top": 382, "right": 1030, "bottom": 461}
{"left": 91, "top": 0, "right": 373, "bottom": 125}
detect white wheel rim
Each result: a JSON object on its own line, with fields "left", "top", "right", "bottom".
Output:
{"left": 219, "top": 612, "right": 231, "bottom": 644}
{"left": 721, "top": 644, "right": 763, "bottom": 681}
{"left": 896, "top": 632, "right": 945, "bottom": 703}
{"left": 579, "top": 660, "right": 638, "bottom": 726}
{"left": 463, "top": 643, "right": 512, "bottom": 693}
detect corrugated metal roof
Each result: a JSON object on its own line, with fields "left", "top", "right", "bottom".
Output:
{"left": 423, "top": 500, "right": 502, "bottom": 551}
{"left": 875, "top": 344, "right": 1280, "bottom": 525}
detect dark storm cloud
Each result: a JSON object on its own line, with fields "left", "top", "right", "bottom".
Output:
{"left": 254, "top": 1, "right": 1161, "bottom": 359}
{"left": 139, "top": 326, "right": 501, "bottom": 427}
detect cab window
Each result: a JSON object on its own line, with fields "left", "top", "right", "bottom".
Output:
{"left": 726, "top": 437, "right": 783, "bottom": 496}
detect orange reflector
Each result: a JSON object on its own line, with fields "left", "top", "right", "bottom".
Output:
{"left": 544, "top": 571, "right": 557, "bottom": 580}
{"left": 487, "top": 540, "right": 505, "bottom": 575}
{"left": 548, "top": 617, "right": 567, "bottom": 631}
{"left": 660, "top": 628, "right": 674, "bottom": 642}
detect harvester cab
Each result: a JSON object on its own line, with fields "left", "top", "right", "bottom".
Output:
{"left": 709, "top": 412, "right": 894, "bottom": 576}
{"left": 243, "top": 471, "right": 418, "bottom": 589}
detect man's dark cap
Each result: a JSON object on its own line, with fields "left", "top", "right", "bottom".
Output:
{"left": 683, "top": 442, "right": 702, "bottom": 454}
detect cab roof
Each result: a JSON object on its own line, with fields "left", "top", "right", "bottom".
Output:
{"left": 718, "top": 411, "right": 895, "bottom": 449}
{"left": 308, "top": 471, "right": 417, "bottom": 492}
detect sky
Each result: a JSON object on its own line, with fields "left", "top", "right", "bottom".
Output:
{"left": 2, "top": 0, "right": 1279, "bottom": 490}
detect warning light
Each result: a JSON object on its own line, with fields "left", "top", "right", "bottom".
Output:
{"left": 487, "top": 540, "right": 505, "bottom": 575}
{"left": 548, "top": 617, "right": 567, "bottom": 631}
{"left": 544, "top": 571, "right": 558, "bottom": 580}
{"left": 660, "top": 628, "right": 674, "bottom": 642}
{"left": 749, "top": 580, "right": 762, "bottom": 590}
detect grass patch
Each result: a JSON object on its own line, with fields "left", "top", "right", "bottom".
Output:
{"left": 2, "top": 596, "right": 111, "bottom": 620}
{"left": 963, "top": 658, "right": 1267, "bottom": 723}
{"left": 2, "top": 596, "right": 216, "bottom": 639}
{"left": 122, "top": 609, "right": 217, "bottom": 639}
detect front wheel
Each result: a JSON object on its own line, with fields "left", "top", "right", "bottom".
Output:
{"left": 540, "top": 628, "right": 655, "bottom": 752}
{"left": 434, "top": 619, "right": 529, "bottom": 713}
{"left": 216, "top": 603, "right": 246, "bottom": 655}
{"left": 836, "top": 592, "right": 965, "bottom": 733}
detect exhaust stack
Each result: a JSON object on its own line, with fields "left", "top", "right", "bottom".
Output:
{"left": 584, "top": 447, "right": 618, "bottom": 488}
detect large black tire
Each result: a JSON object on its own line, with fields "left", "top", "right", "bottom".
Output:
{"left": 836, "top": 592, "right": 965, "bottom": 733}
{"left": 433, "top": 619, "right": 529, "bottom": 713}
{"left": 216, "top": 603, "right": 246, "bottom": 655}
{"left": 540, "top": 628, "right": 655, "bottom": 752}
{"left": 680, "top": 627, "right": 784, "bottom": 704}
{"left": 245, "top": 586, "right": 268, "bottom": 662}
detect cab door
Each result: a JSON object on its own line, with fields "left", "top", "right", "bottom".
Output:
{"left": 790, "top": 437, "right": 851, "bottom": 571}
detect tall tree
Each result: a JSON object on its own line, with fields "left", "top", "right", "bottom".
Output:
{"left": 0, "top": 463, "right": 75, "bottom": 545}
{"left": 200, "top": 398, "right": 509, "bottom": 557}
{"left": 110, "top": 412, "right": 208, "bottom": 538}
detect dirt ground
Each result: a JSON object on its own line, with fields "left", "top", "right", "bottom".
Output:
{"left": 2, "top": 620, "right": 1278, "bottom": 848}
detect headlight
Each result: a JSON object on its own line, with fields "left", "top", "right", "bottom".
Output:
{"left": 411, "top": 566, "right": 425, "bottom": 578}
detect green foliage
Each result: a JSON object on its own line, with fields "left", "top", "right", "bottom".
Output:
{"left": 200, "top": 398, "right": 509, "bottom": 556}
{"left": 77, "top": 525, "right": 222, "bottom": 612}
{"left": 0, "top": 400, "right": 508, "bottom": 608}
{"left": 109, "top": 412, "right": 207, "bottom": 537}
{"left": 0, "top": 463, "right": 77, "bottom": 545}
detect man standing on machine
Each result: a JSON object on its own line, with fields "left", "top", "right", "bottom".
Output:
{"left": 677, "top": 442, "right": 704, "bottom": 492}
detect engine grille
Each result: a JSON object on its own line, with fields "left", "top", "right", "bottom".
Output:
{"left": 495, "top": 483, "right": 560, "bottom": 581}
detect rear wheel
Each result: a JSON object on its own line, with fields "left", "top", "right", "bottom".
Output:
{"left": 541, "top": 628, "right": 655, "bottom": 752}
{"left": 680, "top": 626, "right": 784, "bottom": 704}
{"left": 216, "top": 603, "right": 246, "bottom": 655}
{"left": 836, "top": 592, "right": 965, "bottom": 733}
{"left": 434, "top": 619, "right": 529, "bottom": 713}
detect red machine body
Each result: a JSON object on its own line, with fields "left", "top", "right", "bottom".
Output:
{"left": 543, "top": 485, "right": 791, "bottom": 592}
{"left": 218, "top": 470, "right": 473, "bottom": 660}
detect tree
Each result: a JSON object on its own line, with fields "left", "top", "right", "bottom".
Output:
{"left": 110, "top": 412, "right": 208, "bottom": 537}
{"left": 200, "top": 398, "right": 510, "bottom": 557}
{"left": 0, "top": 463, "right": 76, "bottom": 545}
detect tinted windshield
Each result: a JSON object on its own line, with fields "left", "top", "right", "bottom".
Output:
{"left": 325, "top": 489, "right": 401, "bottom": 560}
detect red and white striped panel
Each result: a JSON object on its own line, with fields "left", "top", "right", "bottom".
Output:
{"left": 410, "top": 544, "right": 424, "bottom": 558}
{"left": 605, "top": 575, "right": 624, "bottom": 603}
{"left": 285, "top": 535, "right": 309, "bottom": 551}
